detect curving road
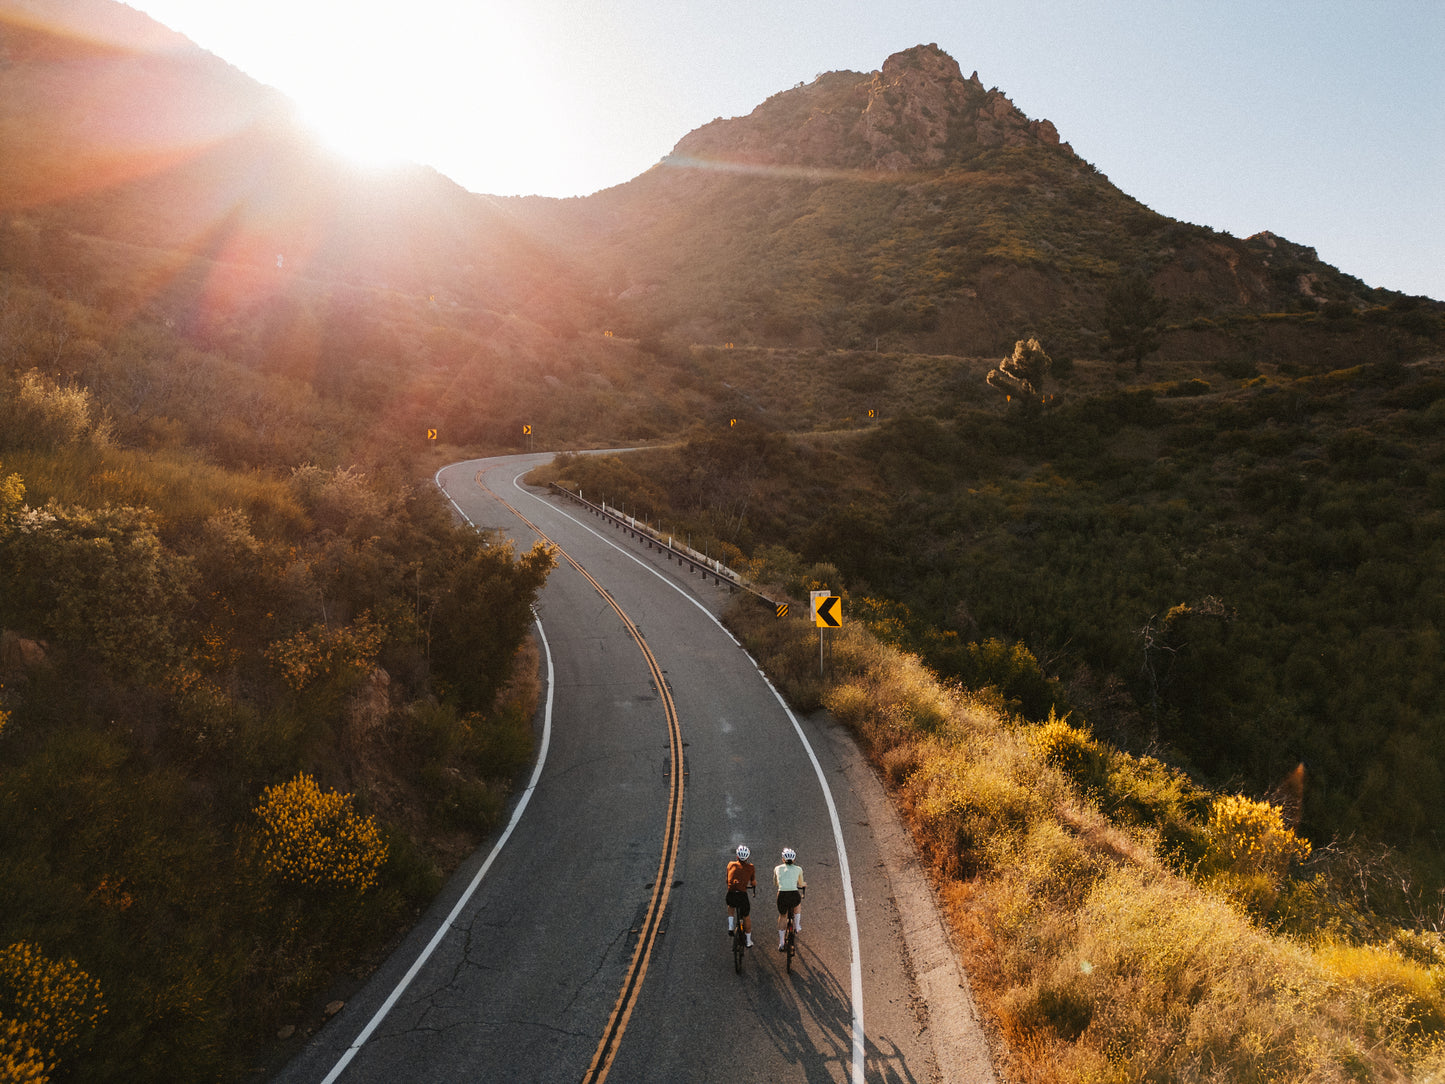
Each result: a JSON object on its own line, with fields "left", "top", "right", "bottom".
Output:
{"left": 271, "top": 453, "right": 995, "bottom": 1084}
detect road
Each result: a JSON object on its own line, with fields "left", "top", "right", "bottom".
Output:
{"left": 271, "top": 453, "right": 995, "bottom": 1084}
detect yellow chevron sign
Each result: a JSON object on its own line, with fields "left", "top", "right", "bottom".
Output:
{"left": 811, "top": 592, "right": 842, "bottom": 628}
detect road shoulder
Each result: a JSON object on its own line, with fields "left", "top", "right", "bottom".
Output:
{"left": 813, "top": 710, "right": 1001, "bottom": 1084}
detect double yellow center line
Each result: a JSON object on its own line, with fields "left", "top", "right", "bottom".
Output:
{"left": 478, "top": 474, "right": 683, "bottom": 1084}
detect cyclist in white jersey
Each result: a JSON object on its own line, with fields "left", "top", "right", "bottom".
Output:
{"left": 773, "top": 847, "right": 807, "bottom": 951}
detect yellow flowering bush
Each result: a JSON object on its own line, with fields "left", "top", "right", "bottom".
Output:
{"left": 254, "top": 773, "right": 388, "bottom": 892}
{"left": 1206, "top": 794, "right": 1311, "bottom": 878}
{"left": 0, "top": 942, "right": 105, "bottom": 1077}
{"left": 1027, "top": 711, "right": 1108, "bottom": 792}
{"left": 0, "top": 1014, "right": 48, "bottom": 1084}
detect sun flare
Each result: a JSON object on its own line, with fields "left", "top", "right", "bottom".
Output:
{"left": 293, "top": 95, "right": 412, "bottom": 171}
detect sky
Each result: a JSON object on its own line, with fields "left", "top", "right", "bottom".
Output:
{"left": 127, "top": 0, "right": 1444, "bottom": 300}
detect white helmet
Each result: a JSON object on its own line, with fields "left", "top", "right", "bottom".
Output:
{"left": 736, "top": 845, "right": 750, "bottom": 861}
{"left": 781, "top": 847, "right": 796, "bottom": 862}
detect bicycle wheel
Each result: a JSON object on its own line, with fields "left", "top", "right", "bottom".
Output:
{"left": 785, "top": 915, "right": 795, "bottom": 973}
{"left": 733, "top": 929, "right": 745, "bottom": 974}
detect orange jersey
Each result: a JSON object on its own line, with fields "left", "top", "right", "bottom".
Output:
{"left": 726, "top": 860, "right": 756, "bottom": 892}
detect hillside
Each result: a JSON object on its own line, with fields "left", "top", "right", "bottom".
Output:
{"left": 515, "top": 44, "right": 1428, "bottom": 360}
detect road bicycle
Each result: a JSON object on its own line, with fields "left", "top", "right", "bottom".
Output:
{"left": 783, "top": 905, "right": 798, "bottom": 973}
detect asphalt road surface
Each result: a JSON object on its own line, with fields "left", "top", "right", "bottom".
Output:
{"left": 271, "top": 453, "right": 996, "bottom": 1084}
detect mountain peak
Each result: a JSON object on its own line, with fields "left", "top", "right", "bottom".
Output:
{"left": 668, "top": 43, "right": 1070, "bottom": 175}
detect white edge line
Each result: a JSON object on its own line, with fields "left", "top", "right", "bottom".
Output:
{"left": 498, "top": 463, "right": 867, "bottom": 1084}
{"left": 316, "top": 488, "right": 554, "bottom": 1083}
{"left": 434, "top": 465, "right": 476, "bottom": 528}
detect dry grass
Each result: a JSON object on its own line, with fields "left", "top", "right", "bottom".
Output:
{"left": 726, "top": 598, "right": 1445, "bottom": 1084}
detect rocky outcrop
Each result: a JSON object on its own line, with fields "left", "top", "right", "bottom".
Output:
{"left": 973, "top": 87, "right": 1065, "bottom": 150}
{"left": 862, "top": 45, "right": 1070, "bottom": 169}
{"left": 857, "top": 45, "right": 978, "bottom": 169}
{"left": 1, "top": 630, "right": 48, "bottom": 672}
{"left": 669, "top": 43, "right": 1072, "bottom": 174}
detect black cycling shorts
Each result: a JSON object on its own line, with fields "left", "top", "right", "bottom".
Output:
{"left": 777, "top": 889, "right": 802, "bottom": 916}
{"left": 725, "top": 889, "right": 751, "bottom": 917}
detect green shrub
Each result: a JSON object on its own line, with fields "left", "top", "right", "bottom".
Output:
{"left": 0, "top": 503, "right": 194, "bottom": 677}
{"left": 1099, "top": 752, "right": 1208, "bottom": 863}
{"left": 264, "top": 613, "right": 383, "bottom": 693}
{"left": 426, "top": 772, "right": 502, "bottom": 833}
{"left": 0, "top": 372, "right": 104, "bottom": 452}
{"left": 461, "top": 703, "right": 533, "bottom": 780}
{"left": 961, "top": 638, "right": 1063, "bottom": 720}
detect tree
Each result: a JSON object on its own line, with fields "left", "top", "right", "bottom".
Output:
{"left": 1104, "top": 272, "right": 1168, "bottom": 372}
{"left": 426, "top": 539, "right": 555, "bottom": 711}
{"left": 986, "top": 337, "right": 1053, "bottom": 410}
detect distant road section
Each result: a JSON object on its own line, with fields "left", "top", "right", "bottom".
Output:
{"left": 271, "top": 453, "right": 996, "bottom": 1084}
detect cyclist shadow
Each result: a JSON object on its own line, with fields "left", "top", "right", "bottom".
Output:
{"left": 744, "top": 940, "right": 923, "bottom": 1084}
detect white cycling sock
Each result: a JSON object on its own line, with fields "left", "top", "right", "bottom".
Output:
{"left": 728, "top": 916, "right": 735, "bottom": 931}
{"left": 794, "top": 914, "right": 801, "bottom": 931}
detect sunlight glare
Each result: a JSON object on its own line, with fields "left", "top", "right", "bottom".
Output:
{"left": 124, "top": 0, "right": 615, "bottom": 195}
{"left": 297, "top": 97, "right": 410, "bottom": 171}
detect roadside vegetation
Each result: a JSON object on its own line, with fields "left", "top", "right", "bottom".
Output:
{"left": 537, "top": 330, "right": 1445, "bottom": 1082}
{"left": 727, "top": 600, "right": 1445, "bottom": 1082}
{"left": 0, "top": 288, "right": 556, "bottom": 1081}
{"left": 537, "top": 335, "right": 1445, "bottom": 875}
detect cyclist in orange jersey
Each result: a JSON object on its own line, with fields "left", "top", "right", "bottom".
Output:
{"left": 726, "top": 845, "right": 756, "bottom": 947}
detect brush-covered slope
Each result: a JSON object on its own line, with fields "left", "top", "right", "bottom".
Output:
{"left": 523, "top": 44, "right": 1425, "bottom": 358}
{"left": 0, "top": 0, "right": 596, "bottom": 335}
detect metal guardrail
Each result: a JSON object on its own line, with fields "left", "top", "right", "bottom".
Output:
{"left": 546, "top": 483, "right": 783, "bottom": 610}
